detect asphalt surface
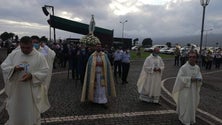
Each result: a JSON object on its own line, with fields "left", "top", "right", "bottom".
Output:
{"left": 0, "top": 49, "right": 222, "bottom": 125}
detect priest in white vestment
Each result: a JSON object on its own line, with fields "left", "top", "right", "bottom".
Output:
{"left": 31, "top": 36, "right": 56, "bottom": 94}
{"left": 172, "top": 51, "right": 202, "bottom": 125}
{"left": 137, "top": 47, "right": 164, "bottom": 103}
{"left": 1, "top": 36, "right": 49, "bottom": 125}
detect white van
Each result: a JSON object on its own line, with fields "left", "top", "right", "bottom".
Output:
{"left": 144, "top": 45, "right": 168, "bottom": 52}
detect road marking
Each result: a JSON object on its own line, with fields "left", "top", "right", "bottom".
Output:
{"left": 41, "top": 110, "right": 176, "bottom": 123}
{"left": 161, "top": 70, "right": 222, "bottom": 124}
{"left": 203, "top": 70, "right": 222, "bottom": 75}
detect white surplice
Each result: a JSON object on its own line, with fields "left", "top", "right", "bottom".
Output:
{"left": 172, "top": 62, "right": 202, "bottom": 125}
{"left": 37, "top": 46, "right": 55, "bottom": 110}
{"left": 39, "top": 45, "right": 55, "bottom": 88}
{"left": 137, "top": 54, "right": 164, "bottom": 103}
{"left": 1, "top": 48, "right": 49, "bottom": 125}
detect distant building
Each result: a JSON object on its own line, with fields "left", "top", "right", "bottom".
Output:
{"left": 113, "top": 37, "right": 132, "bottom": 49}
{"left": 65, "top": 38, "right": 80, "bottom": 45}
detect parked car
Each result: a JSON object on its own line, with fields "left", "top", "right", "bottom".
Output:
{"left": 131, "top": 46, "right": 139, "bottom": 51}
{"left": 160, "top": 47, "right": 170, "bottom": 54}
{"left": 165, "top": 47, "right": 176, "bottom": 55}
{"left": 180, "top": 44, "right": 199, "bottom": 54}
{"left": 144, "top": 45, "right": 168, "bottom": 52}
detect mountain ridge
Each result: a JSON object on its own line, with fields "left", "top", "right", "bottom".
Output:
{"left": 151, "top": 33, "right": 222, "bottom": 47}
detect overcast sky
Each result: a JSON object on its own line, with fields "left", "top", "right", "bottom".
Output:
{"left": 0, "top": 0, "right": 221, "bottom": 42}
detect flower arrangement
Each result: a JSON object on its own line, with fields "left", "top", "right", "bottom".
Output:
{"left": 80, "top": 33, "right": 101, "bottom": 46}
{"left": 80, "top": 15, "right": 101, "bottom": 46}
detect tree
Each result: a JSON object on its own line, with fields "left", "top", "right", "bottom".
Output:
{"left": 142, "top": 38, "right": 152, "bottom": 47}
{"left": 0, "top": 32, "right": 10, "bottom": 41}
{"left": 8, "top": 32, "right": 15, "bottom": 40}
{"left": 216, "top": 42, "right": 219, "bottom": 47}
{"left": 1, "top": 32, "right": 17, "bottom": 47}
{"left": 1, "top": 32, "right": 16, "bottom": 41}
{"left": 0, "top": 32, "right": 10, "bottom": 47}
{"left": 166, "top": 42, "right": 172, "bottom": 48}
{"left": 15, "top": 35, "right": 19, "bottom": 41}
{"left": 40, "top": 36, "right": 48, "bottom": 43}
{"left": 187, "top": 43, "right": 191, "bottom": 47}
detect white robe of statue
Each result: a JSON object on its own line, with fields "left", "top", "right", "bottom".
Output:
{"left": 1, "top": 48, "right": 49, "bottom": 125}
{"left": 172, "top": 62, "right": 202, "bottom": 125}
{"left": 137, "top": 54, "right": 164, "bottom": 103}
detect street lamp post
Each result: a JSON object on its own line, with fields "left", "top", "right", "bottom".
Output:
{"left": 42, "top": 5, "right": 56, "bottom": 43}
{"left": 204, "top": 28, "right": 213, "bottom": 48}
{"left": 120, "top": 20, "right": 128, "bottom": 42}
{"left": 199, "top": 0, "right": 210, "bottom": 65}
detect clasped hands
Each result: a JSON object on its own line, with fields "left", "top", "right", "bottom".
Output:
{"left": 191, "top": 77, "right": 202, "bottom": 82}
{"left": 153, "top": 68, "right": 161, "bottom": 72}
{"left": 14, "top": 65, "right": 24, "bottom": 72}
{"left": 14, "top": 65, "right": 32, "bottom": 82}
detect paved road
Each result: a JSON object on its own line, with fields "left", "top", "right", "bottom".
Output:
{"left": 0, "top": 57, "right": 221, "bottom": 124}
{"left": 162, "top": 59, "right": 222, "bottom": 125}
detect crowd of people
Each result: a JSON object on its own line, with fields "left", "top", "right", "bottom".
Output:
{"left": 0, "top": 14, "right": 132, "bottom": 124}
{"left": 3, "top": 31, "right": 222, "bottom": 125}
{"left": 173, "top": 45, "right": 222, "bottom": 70}
{"left": 1, "top": 37, "right": 207, "bottom": 125}
{"left": 1, "top": 14, "right": 218, "bottom": 125}
{"left": 47, "top": 41, "right": 131, "bottom": 86}
{"left": 0, "top": 16, "right": 215, "bottom": 125}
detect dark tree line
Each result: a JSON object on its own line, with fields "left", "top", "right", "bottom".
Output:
{"left": 0, "top": 32, "right": 18, "bottom": 47}
{"left": 0, "top": 32, "right": 17, "bottom": 41}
